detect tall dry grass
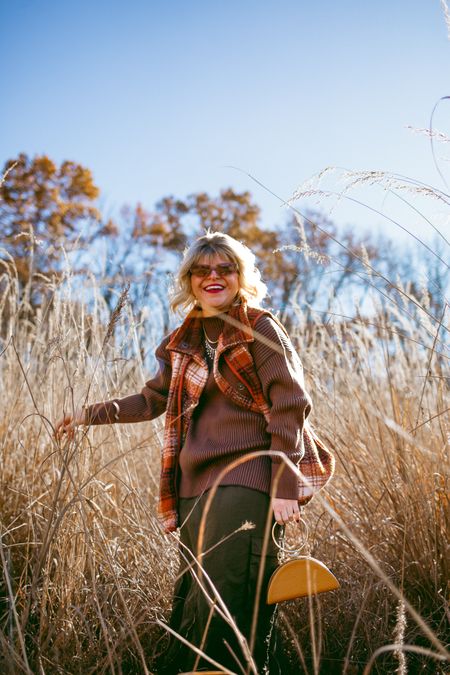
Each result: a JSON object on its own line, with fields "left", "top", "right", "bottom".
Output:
{"left": 0, "top": 227, "right": 449, "bottom": 673}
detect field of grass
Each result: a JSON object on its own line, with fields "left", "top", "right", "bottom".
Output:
{"left": 0, "top": 245, "right": 448, "bottom": 674}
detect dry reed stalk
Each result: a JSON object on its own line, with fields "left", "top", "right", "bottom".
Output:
{"left": 441, "top": 0, "right": 450, "bottom": 40}
{"left": 393, "top": 599, "right": 407, "bottom": 674}
{"left": 362, "top": 643, "right": 448, "bottom": 675}
{"left": 155, "top": 620, "right": 237, "bottom": 674}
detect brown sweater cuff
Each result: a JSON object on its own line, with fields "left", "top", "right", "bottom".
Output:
{"left": 270, "top": 461, "right": 299, "bottom": 500}
{"left": 85, "top": 400, "right": 120, "bottom": 425}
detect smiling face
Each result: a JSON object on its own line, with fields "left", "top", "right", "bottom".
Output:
{"left": 190, "top": 253, "right": 240, "bottom": 316}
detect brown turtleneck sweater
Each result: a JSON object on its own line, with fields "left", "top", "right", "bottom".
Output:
{"left": 85, "top": 314, "right": 312, "bottom": 500}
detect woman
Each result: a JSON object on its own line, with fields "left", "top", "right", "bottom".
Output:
{"left": 55, "top": 232, "right": 334, "bottom": 674}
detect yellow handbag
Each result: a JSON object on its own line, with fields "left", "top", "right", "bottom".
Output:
{"left": 267, "top": 520, "right": 340, "bottom": 605}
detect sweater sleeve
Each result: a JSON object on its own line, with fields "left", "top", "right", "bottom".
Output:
{"left": 85, "top": 336, "right": 172, "bottom": 425}
{"left": 252, "top": 315, "right": 312, "bottom": 500}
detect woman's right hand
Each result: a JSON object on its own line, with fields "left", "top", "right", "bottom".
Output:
{"left": 54, "top": 407, "right": 86, "bottom": 440}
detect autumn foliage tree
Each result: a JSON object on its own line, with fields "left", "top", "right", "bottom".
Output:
{"left": 129, "top": 188, "right": 282, "bottom": 280}
{"left": 0, "top": 153, "right": 100, "bottom": 293}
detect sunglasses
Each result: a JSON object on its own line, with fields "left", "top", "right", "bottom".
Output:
{"left": 189, "top": 263, "right": 238, "bottom": 277}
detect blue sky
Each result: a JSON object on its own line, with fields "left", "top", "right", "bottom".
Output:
{"left": 1, "top": 0, "right": 450, "bottom": 244}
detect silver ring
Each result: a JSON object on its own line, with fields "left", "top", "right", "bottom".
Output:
{"left": 271, "top": 519, "right": 309, "bottom": 554}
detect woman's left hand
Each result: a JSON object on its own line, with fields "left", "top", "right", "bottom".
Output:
{"left": 272, "top": 497, "right": 301, "bottom": 525}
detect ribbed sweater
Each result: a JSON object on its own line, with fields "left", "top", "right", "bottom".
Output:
{"left": 85, "top": 313, "right": 312, "bottom": 501}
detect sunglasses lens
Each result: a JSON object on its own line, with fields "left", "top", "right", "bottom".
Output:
{"left": 190, "top": 264, "right": 237, "bottom": 276}
{"left": 219, "top": 264, "right": 237, "bottom": 275}
{"left": 190, "top": 267, "right": 210, "bottom": 277}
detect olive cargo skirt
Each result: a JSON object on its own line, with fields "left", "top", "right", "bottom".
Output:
{"left": 160, "top": 486, "right": 280, "bottom": 674}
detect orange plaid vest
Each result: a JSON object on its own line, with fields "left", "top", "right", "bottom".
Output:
{"left": 158, "top": 300, "right": 334, "bottom": 532}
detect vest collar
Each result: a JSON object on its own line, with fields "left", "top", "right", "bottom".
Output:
{"left": 167, "top": 298, "right": 255, "bottom": 357}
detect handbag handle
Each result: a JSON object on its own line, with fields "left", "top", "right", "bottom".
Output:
{"left": 271, "top": 519, "right": 309, "bottom": 558}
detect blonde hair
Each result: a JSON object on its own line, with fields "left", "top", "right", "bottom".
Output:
{"left": 170, "top": 231, "right": 268, "bottom": 314}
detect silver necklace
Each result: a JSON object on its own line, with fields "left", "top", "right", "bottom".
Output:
{"left": 204, "top": 338, "right": 216, "bottom": 361}
{"left": 203, "top": 325, "right": 219, "bottom": 344}
{"left": 202, "top": 325, "right": 218, "bottom": 361}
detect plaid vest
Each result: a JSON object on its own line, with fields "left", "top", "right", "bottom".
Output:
{"left": 159, "top": 300, "right": 334, "bottom": 532}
